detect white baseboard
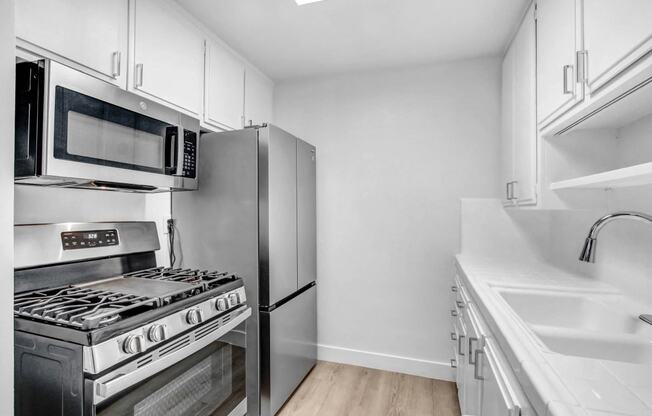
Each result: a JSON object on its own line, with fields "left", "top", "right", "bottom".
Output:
{"left": 317, "top": 344, "right": 455, "bottom": 382}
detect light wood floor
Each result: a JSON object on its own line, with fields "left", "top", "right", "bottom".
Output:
{"left": 277, "top": 361, "right": 461, "bottom": 416}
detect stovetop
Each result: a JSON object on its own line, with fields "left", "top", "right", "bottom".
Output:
{"left": 14, "top": 267, "right": 241, "bottom": 333}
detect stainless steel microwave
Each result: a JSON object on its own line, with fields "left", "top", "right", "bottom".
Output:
{"left": 15, "top": 59, "right": 199, "bottom": 192}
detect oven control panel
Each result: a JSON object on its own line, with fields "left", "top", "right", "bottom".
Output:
{"left": 61, "top": 229, "right": 119, "bottom": 250}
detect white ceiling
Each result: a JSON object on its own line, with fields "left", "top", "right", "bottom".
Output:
{"left": 177, "top": 0, "right": 530, "bottom": 81}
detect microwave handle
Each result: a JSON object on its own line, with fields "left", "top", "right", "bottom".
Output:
{"left": 176, "top": 125, "right": 185, "bottom": 175}
{"left": 164, "top": 125, "right": 182, "bottom": 174}
{"left": 93, "top": 306, "right": 251, "bottom": 404}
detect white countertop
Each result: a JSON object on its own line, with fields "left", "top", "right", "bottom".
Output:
{"left": 455, "top": 254, "right": 652, "bottom": 416}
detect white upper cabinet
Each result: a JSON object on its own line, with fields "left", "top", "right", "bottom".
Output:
{"left": 583, "top": 0, "right": 652, "bottom": 94}
{"left": 15, "top": 0, "right": 128, "bottom": 88}
{"left": 204, "top": 39, "right": 245, "bottom": 131}
{"left": 501, "top": 42, "right": 516, "bottom": 204}
{"left": 131, "top": 0, "right": 204, "bottom": 117}
{"left": 501, "top": 3, "right": 537, "bottom": 206}
{"left": 537, "top": 0, "right": 583, "bottom": 127}
{"left": 245, "top": 66, "right": 274, "bottom": 127}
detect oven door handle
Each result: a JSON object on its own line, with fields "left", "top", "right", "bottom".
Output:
{"left": 93, "top": 306, "right": 251, "bottom": 405}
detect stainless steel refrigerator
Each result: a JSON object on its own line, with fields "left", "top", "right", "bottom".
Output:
{"left": 172, "top": 124, "right": 317, "bottom": 416}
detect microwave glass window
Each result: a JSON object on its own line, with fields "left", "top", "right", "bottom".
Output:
{"left": 67, "top": 111, "right": 165, "bottom": 170}
{"left": 53, "top": 86, "right": 178, "bottom": 175}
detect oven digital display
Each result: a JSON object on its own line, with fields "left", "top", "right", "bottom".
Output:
{"left": 61, "top": 229, "right": 119, "bottom": 250}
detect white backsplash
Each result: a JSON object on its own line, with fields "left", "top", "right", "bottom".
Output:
{"left": 460, "top": 198, "right": 652, "bottom": 307}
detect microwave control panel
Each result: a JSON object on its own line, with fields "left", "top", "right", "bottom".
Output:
{"left": 182, "top": 131, "right": 197, "bottom": 178}
{"left": 61, "top": 229, "right": 119, "bottom": 250}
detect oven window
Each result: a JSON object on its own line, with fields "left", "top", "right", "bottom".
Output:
{"left": 96, "top": 341, "right": 245, "bottom": 416}
{"left": 53, "top": 86, "right": 177, "bottom": 175}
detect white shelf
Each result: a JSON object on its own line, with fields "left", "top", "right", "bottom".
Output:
{"left": 550, "top": 162, "right": 652, "bottom": 190}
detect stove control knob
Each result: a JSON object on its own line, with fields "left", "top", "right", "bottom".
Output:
{"left": 122, "top": 335, "right": 145, "bottom": 354}
{"left": 215, "top": 297, "right": 228, "bottom": 312}
{"left": 147, "top": 324, "right": 167, "bottom": 343}
{"left": 186, "top": 308, "right": 203, "bottom": 325}
{"left": 228, "top": 293, "right": 240, "bottom": 307}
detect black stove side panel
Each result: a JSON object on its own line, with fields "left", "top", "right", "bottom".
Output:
{"left": 15, "top": 331, "right": 85, "bottom": 416}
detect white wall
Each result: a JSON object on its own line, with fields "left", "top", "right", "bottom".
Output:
{"left": 274, "top": 57, "right": 502, "bottom": 380}
{"left": 0, "top": 0, "right": 14, "bottom": 411}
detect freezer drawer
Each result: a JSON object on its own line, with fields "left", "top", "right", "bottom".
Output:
{"left": 260, "top": 283, "right": 317, "bottom": 416}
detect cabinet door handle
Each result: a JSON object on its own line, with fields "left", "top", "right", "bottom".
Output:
{"left": 451, "top": 285, "right": 458, "bottom": 292}
{"left": 506, "top": 182, "right": 511, "bottom": 200}
{"left": 450, "top": 358, "right": 457, "bottom": 369}
{"left": 112, "top": 51, "right": 121, "bottom": 78}
{"left": 562, "top": 65, "right": 574, "bottom": 95}
{"left": 511, "top": 181, "right": 518, "bottom": 200}
{"left": 468, "top": 337, "right": 479, "bottom": 363}
{"left": 450, "top": 332, "right": 457, "bottom": 341}
{"left": 135, "top": 64, "right": 144, "bottom": 88}
{"left": 473, "top": 349, "right": 485, "bottom": 380}
{"left": 450, "top": 309, "right": 458, "bottom": 317}
{"left": 456, "top": 300, "right": 465, "bottom": 309}
{"left": 458, "top": 334, "right": 466, "bottom": 356}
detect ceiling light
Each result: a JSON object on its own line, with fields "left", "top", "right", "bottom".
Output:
{"left": 295, "top": 0, "right": 325, "bottom": 5}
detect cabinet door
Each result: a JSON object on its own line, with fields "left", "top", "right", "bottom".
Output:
{"left": 501, "top": 37, "right": 516, "bottom": 204}
{"left": 245, "top": 66, "right": 274, "bottom": 126}
{"left": 453, "top": 320, "right": 467, "bottom": 410}
{"left": 131, "top": 0, "right": 204, "bottom": 116}
{"left": 15, "top": 0, "right": 128, "bottom": 87}
{"left": 583, "top": 0, "right": 652, "bottom": 93}
{"left": 204, "top": 39, "right": 245, "bottom": 130}
{"left": 461, "top": 305, "right": 484, "bottom": 416}
{"left": 478, "top": 340, "right": 521, "bottom": 416}
{"left": 297, "top": 139, "right": 316, "bottom": 289}
{"left": 512, "top": 3, "right": 537, "bottom": 205}
{"left": 537, "top": 0, "right": 583, "bottom": 127}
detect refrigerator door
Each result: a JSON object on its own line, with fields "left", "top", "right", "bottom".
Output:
{"left": 260, "top": 283, "right": 317, "bottom": 416}
{"left": 297, "top": 139, "right": 317, "bottom": 289}
{"left": 259, "top": 125, "right": 298, "bottom": 306}
{"left": 172, "top": 129, "right": 261, "bottom": 416}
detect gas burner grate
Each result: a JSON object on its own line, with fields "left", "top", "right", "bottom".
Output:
{"left": 124, "top": 267, "right": 239, "bottom": 290}
{"left": 14, "top": 286, "right": 157, "bottom": 330}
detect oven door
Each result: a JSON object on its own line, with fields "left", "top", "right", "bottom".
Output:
{"left": 91, "top": 306, "right": 250, "bottom": 416}
{"left": 36, "top": 60, "right": 199, "bottom": 191}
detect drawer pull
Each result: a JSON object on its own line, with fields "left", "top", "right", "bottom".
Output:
{"left": 451, "top": 310, "right": 458, "bottom": 317}
{"left": 456, "top": 300, "right": 465, "bottom": 308}
{"left": 451, "top": 286, "right": 458, "bottom": 292}
{"left": 450, "top": 358, "right": 457, "bottom": 369}
{"left": 458, "top": 334, "right": 466, "bottom": 356}
{"left": 450, "top": 332, "right": 457, "bottom": 341}
{"left": 468, "top": 337, "right": 479, "bottom": 363}
{"left": 474, "top": 349, "right": 485, "bottom": 380}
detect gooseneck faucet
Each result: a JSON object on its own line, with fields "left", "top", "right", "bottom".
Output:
{"left": 578, "top": 211, "right": 652, "bottom": 326}
{"left": 579, "top": 211, "right": 652, "bottom": 263}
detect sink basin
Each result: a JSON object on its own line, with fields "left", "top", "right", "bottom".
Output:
{"left": 534, "top": 326, "right": 652, "bottom": 365}
{"left": 497, "top": 288, "right": 650, "bottom": 335}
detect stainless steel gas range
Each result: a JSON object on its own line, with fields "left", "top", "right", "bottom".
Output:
{"left": 14, "top": 222, "right": 251, "bottom": 416}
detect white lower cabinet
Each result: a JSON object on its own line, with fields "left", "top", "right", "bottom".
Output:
{"left": 451, "top": 277, "right": 533, "bottom": 416}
